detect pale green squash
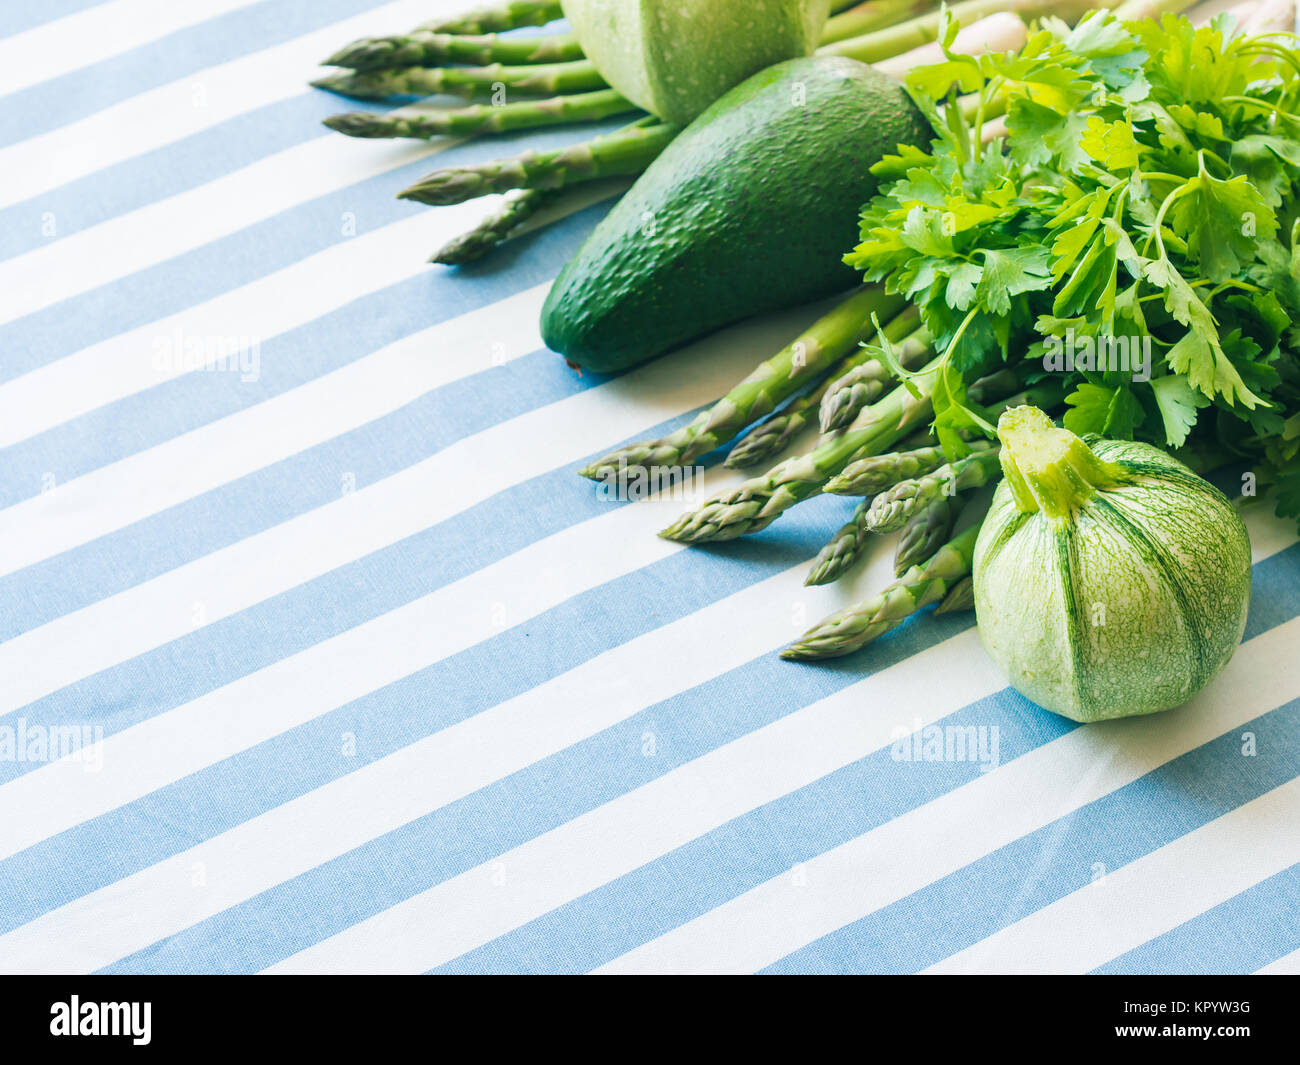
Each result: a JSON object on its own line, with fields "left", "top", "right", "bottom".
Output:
{"left": 561, "top": 0, "right": 833, "bottom": 124}
{"left": 973, "top": 407, "right": 1252, "bottom": 723}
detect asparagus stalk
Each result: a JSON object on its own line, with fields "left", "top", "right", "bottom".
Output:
{"left": 326, "top": 88, "right": 638, "bottom": 141}
{"left": 864, "top": 446, "right": 1003, "bottom": 533}
{"left": 781, "top": 524, "right": 980, "bottom": 660}
{"left": 825, "top": 439, "right": 991, "bottom": 495}
{"left": 325, "top": 30, "right": 584, "bottom": 72}
{"left": 660, "top": 362, "right": 1032, "bottom": 544}
{"left": 818, "top": 0, "right": 1095, "bottom": 63}
{"left": 312, "top": 59, "right": 607, "bottom": 102}
{"left": 416, "top": 2, "right": 564, "bottom": 34}
{"left": 894, "top": 494, "right": 963, "bottom": 576}
{"left": 659, "top": 354, "right": 947, "bottom": 543}
{"left": 724, "top": 385, "right": 828, "bottom": 470}
{"left": 398, "top": 115, "right": 674, "bottom": 205}
{"left": 728, "top": 315, "right": 933, "bottom": 468}
{"left": 821, "top": 0, "right": 937, "bottom": 43}
{"left": 819, "top": 326, "right": 931, "bottom": 434}
{"left": 934, "top": 575, "right": 975, "bottom": 615}
{"left": 580, "top": 289, "right": 908, "bottom": 482}
{"left": 326, "top": 0, "right": 913, "bottom": 82}
{"left": 431, "top": 187, "right": 563, "bottom": 265}
{"left": 680, "top": 301, "right": 919, "bottom": 463}
{"left": 806, "top": 500, "right": 874, "bottom": 586}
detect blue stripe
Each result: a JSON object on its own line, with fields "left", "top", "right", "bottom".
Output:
{"left": 762, "top": 699, "right": 1300, "bottom": 974}
{"left": 0, "top": 0, "right": 395, "bottom": 149}
{"left": 0, "top": 0, "right": 111, "bottom": 37}
{"left": 0, "top": 117, "right": 627, "bottom": 381}
{"left": 1094, "top": 863, "right": 1300, "bottom": 975}
{"left": 0, "top": 95, "right": 362, "bottom": 264}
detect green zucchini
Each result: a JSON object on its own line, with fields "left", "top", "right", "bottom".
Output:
{"left": 561, "top": 0, "right": 833, "bottom": 125}
{"left": 973, "top": 407, "right": 1253, "bottom": 723}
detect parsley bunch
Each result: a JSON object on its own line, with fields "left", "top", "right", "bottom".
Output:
{"left": 846, "top": 9, "right": 1300, "bottom": 521}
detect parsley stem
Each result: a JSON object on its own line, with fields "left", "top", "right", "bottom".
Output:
{"left": 1142, "top": 169, "right": 1197, "bottom": 260}
{"left": 1208, "top": 279, "right": 1264, "bottom": 298}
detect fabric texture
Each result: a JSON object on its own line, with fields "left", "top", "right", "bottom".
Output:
{"left": 1, "top": 0, "right": 1298, "bottom": 975}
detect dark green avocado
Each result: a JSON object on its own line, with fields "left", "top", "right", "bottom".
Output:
{"left": 540, "top": 55, "right": 930, "bottom": 373}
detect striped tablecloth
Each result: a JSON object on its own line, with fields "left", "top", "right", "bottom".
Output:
{"left": 2, "top": 0, "right": 1299, "bottom": 976}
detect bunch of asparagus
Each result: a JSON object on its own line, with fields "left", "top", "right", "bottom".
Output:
{"left": 310, "top": 0, "right": 1071, "bottom": 263}
{"left": 575, "top": 278, "right": 1072, "bottom": 658}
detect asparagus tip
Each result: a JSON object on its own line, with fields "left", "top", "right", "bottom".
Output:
{"left": 804, "top": 568, "right": 831, "bottom": 588}
{"left": 397, "top": 180, "right": 457, "bottom": 206}
{"left": 322, "top": 112, "right": 384, "bottom": 138}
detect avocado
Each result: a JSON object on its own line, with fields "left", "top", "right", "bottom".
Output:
{"left": 540, "top": 55, "right": 930, "bottom": 373}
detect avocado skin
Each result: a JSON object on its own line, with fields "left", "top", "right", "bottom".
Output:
{"left": 540, "top": 56, "right": 930, "bottom": 373}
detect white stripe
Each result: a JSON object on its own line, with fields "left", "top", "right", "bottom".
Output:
{"left": 0, "top": 298, "right": 830, "bottom": 716}
{"left": 0, "top": 541, "right": 912, "bottom": 974}
{"left": 0, "top": 0, "right": 263, "bottom": 98}
{"left": 1256, "top": 946, "right": 1300, "bottom": 974}
{"left": 0, "top": 0, "right": 446, "bottom": 209}
{"left": 0, "top": 283, "right": 548, "bottom": 565}
{"left": 261, "top": 630, "right": 1005, "bottom": 974}
{"left": 595, "top": 614, "right": 1300, "bottom": 974}
{"left": 0, "top": 121, "right": 454, "bottom": 326}
{"left": 926, "top": 777, "right": 1300, "bottom": 974}
{"left": 0, "top": 205, "right": 472, "bottom": 449}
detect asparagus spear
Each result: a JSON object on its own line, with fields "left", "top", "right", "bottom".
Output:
{"left": 312, "top": 59, "right": 607, "bottom": 102}
{"left": 894, "top": 494, "right": 963, "bottom": 576}
{"left": 579, "top": 289, "right": 908, "bottom": 482}
{"left": 659, "top": 354, "right": 947, "bottom": 543}
{"left": 727, "top": 313, "right": 932, "bottom": 468}
{"left": 661, "top": 361, "right": 1032, "bottom": 544}
{"left": 416, "top": 2, "right": 564, "bottom": 35}
{"left": 325, "top": 0, "right": 913, "bottom": 82}
{"left": 821, "top": 0, "right": 937, "bottom": 44}
{"left": 934, "top": 575, "right": 975, "bottom": 615}
{"left": 398, "top": 115, "right": 672, "bottom": 205}
{"left": 326, "top": 88, "right": 637, "bottom": 141}
{"left": 825, "top": 439, "right": 990, "bottom": 495}
{"left": 806, "top": 500, "right": 873, "bottom": 587}
{"left": 325, "top": 31, "right": 583, "bottom": 72}
{"left": 781, "top": 524, "right": 979, "bottom": 660}
{"left": 819, "top": 326, "right": 931, "bottom": 434}
{"left": 864, "top": 446, "right": 1002, "bottom": 533}
{"left": 431, "top": 187, "right": 562, "bottom": 265}
{"left": 817, "top": 0, "right": 1094, "bottom": 62}
{"left": 724, "top": 385, "right": 827, "bottom": 470}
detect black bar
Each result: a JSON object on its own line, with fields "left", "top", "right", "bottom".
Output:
{"left": 0, "top": 974, "right": 1294, "bottom": 1051}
